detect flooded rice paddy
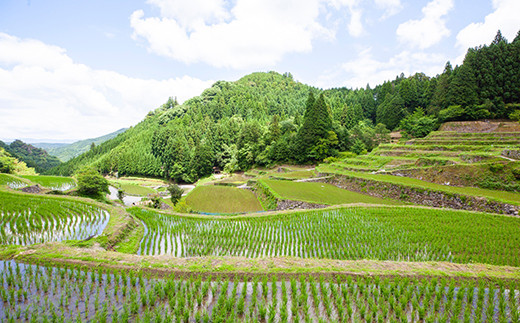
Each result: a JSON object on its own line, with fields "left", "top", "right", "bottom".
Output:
{"left": 0, "top": 260, "right": 518, "bottom": 322}
{"left": 0, "top": 191, "right": 109, "bottom": 245}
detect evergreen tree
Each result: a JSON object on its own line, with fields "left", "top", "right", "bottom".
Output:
{"left": 297, "top": 92, "right": 333, "bottom": 161}
{"left": 376, "top": 93, "right": 405, "bottom": 130}
{"left": 447, "top": 52, "right": 478, "bottom": 108}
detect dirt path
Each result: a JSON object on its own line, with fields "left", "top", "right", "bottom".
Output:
{"left": 8, "top": 243, "right": 520, "bottom": 281}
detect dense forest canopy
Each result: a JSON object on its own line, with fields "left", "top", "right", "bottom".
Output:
{"left": 49, "top": 31, "right": 520, "bottom": 183}
{"left": 0, "top": 140, "right": 61, "bottom": 173}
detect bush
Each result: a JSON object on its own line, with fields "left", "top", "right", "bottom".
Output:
{"left": 399, "top": 108, "right": 437, "bottom": 138}
{"left": 511, "top": 168, "right": 520, "bottom": 180}
{"left": 438, "top": 105, "right": 465, "bottom": 122}
{"left": 509, "top": 110, "right": 520, "bottom": 122}
{"left": 167, "top": 184, "right": 184, "bottom": 206}
{"left": 488, "top": 163, "right": 505, "bottom": 173}
{"left": 75, "top": 166, "right": 109, "bottom": 197}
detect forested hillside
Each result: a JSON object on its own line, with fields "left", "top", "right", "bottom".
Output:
{"left": 49, "top": 31, "right": 520, "bottom": 183}
{"left": 0, "top": 147, "right": 36, "bottom": 175}
{"left": 33, "top": 128, "right": 127, "bottom": 162}
{"left": 0, "top": 140, "right": 61, "bottom": 173}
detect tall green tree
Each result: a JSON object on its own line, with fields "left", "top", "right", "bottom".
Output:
{"left": 376, "top": 93, "right": 405, "bottom": 130}
{"left": 297, "top": 92, "right": 333, "bottom": 161}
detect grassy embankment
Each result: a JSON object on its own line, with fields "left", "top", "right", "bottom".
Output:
{"left": 260, "top": 179, "right": 403, "bottom": 206}
{"left": 317, "top": 165, "right": 520, "bottom": 205}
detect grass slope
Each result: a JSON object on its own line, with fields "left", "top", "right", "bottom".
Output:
{"left": 261, "top": 179, "right": 402, "bottom": 205}
{"left": 318, "top": 165, "right": 520, "bottom": 205}
{"left": 185, "top": 185, "right": 263, "bottom": 214}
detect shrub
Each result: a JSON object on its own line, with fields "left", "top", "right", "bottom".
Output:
{"left": 399, "top": 108, "right": 437, "bottom": 138}
{"left": 488, "top": 163, "right": 505, "bottom": 173}
{"left": 512, "top": 168, "right": 520, "bottom": 180}
{"left": 167, "top": 183, "right": 184, "bottom": 206}
{"left": 75, "top": 166, "right": 109, "bottom": 197}
{"left": 438, "top": 105, "right": 465, "bottom": 122}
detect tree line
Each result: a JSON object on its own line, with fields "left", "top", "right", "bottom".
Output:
{"left": 48, "top": 30, "right": 520, "bottom": 183}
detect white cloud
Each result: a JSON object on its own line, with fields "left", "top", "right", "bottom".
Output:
{"left": 0, "top": 33, "right": 213, "bottom": 141}
{"left": 396, "top": 0, "right": 454, "bottom": 49}
{"left": 131, "top": 0, "right": 349, "bottom": 69}
{"left": 456, "top": 0, "right": 520, "bottom": 49}
{"left": 374, "top": 0, "right": 402, "bottom": 18}
{"left": 321, "top": 48, "right": 446, "bottom": 89}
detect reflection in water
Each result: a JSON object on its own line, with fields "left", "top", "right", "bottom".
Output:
{"left": 107, "top": 186, "right": 144, "bottom": 206}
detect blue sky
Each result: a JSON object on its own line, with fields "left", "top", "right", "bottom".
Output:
{"left": 0, "top": 0, "right": 518, "bottom": 142}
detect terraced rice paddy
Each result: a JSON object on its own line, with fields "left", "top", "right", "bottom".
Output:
{"left": 261, "top": 179, "right": 402, "bottom": 205}
{"left": 0, "top": 191, "right": 109, "bottom": 245}
{"left": 0, "top": 174, "right": 29, "bottom": 189}
{"left": 185, "top": 186, "right": 264, "bottom": 214}
{"left": 0, "top": 260, "right": 518, "bottom": 322}
{"left": 19, "top": 175, "right": 76, "bottom": 191}
{"left": 129, "top": 207, "right": 520, "bottom": 266}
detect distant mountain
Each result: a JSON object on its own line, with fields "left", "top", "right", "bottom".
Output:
{"left": 0, "top": 140, "right": 61, "bottom": 173}
{"left": 32, "top": 128, "right": 127, "bottom": 162}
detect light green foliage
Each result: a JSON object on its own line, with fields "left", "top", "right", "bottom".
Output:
{"left": 261, "top": 179, "right": 402, "bottom": 205}
{"left": 399, "top": 108, "right": 438, "bottom": 138}
{"left": 75, "top": 166, "right": 109, "bottom": 197}
{"left": 0, "top": 140, "right": 61, "bottom": 173}
{"left": 185, "top": 185, "right": 263, "bottom": 214}
{"left": 0, "top": 191, "right": 109, "bottom": 245}
{"left": 0, "top": 148, "right": 36, "bottom": 175}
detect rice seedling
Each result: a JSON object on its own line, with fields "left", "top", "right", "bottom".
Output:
{"left": 130, "top": 205, "right": 520, "bottom": 266}
{"left": 0, "top": 191, "right": 109, "bottom": 245}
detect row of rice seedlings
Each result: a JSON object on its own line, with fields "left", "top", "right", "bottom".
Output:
{"left": 131, "top": 208, "right": 450, "bottom": 262}
{"left": 0, "top": 174, "right": 28, "bottom": 189}
{"left": 1, "top": 260, "right": 519, "bottom": 322}
{"left": 130, "top": 206, "right": 520, "bottom": 267}
{"left": 19, "top": 175, "right": 77, "bottom": 191}
{"left": 0, "top": 192, "right": 109, "bottom": 245}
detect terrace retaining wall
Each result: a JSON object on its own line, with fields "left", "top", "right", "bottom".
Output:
{"left": 312, "top": 174, "right": 519, "bottom": 216}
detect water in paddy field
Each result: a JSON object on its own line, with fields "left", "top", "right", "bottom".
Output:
{"left": 134, "top": 209, "right": 454, "bottom": 262}
{"left": 47, "top": 182, "right": 76, "bottom": 191}
{"left": 0, "top": 260, "right": 518, "bottom": 322}
{"left": 7, "top": 181, "right": 27, "bottom": 189}
{"left": 0, "top": 210, "right": 109, "bottom": 246}
{"left": 107, "top": 186, "right": 143, "bottom": 206}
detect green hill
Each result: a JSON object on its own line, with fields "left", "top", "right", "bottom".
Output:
{"left": 32, "top": 128, "right": 127, "bottom": 162}
{"left": 0, "top": 140, "right": 61, "bottom": 173}
{"left": 48, "top": 33, "right": 520, "bottom": 183}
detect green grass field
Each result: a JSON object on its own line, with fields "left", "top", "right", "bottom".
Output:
{"left": 110, "top": 180, "right": 157, "bottom": 196}
{"left": 317, "top": 165, "right": 520, "bottom": 205}
{"left": 261, "top": 179, "right": 403, "bottom": 206}
{"left": 185, "top": 185, "right": 263, "bottom": 214}
{"left": 19, "top": 175, "right": 76, "bottom": 190}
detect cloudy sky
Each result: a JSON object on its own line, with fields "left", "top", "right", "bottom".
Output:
{"left": 1, "top": 0, "right": 518, "bottom": 142}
